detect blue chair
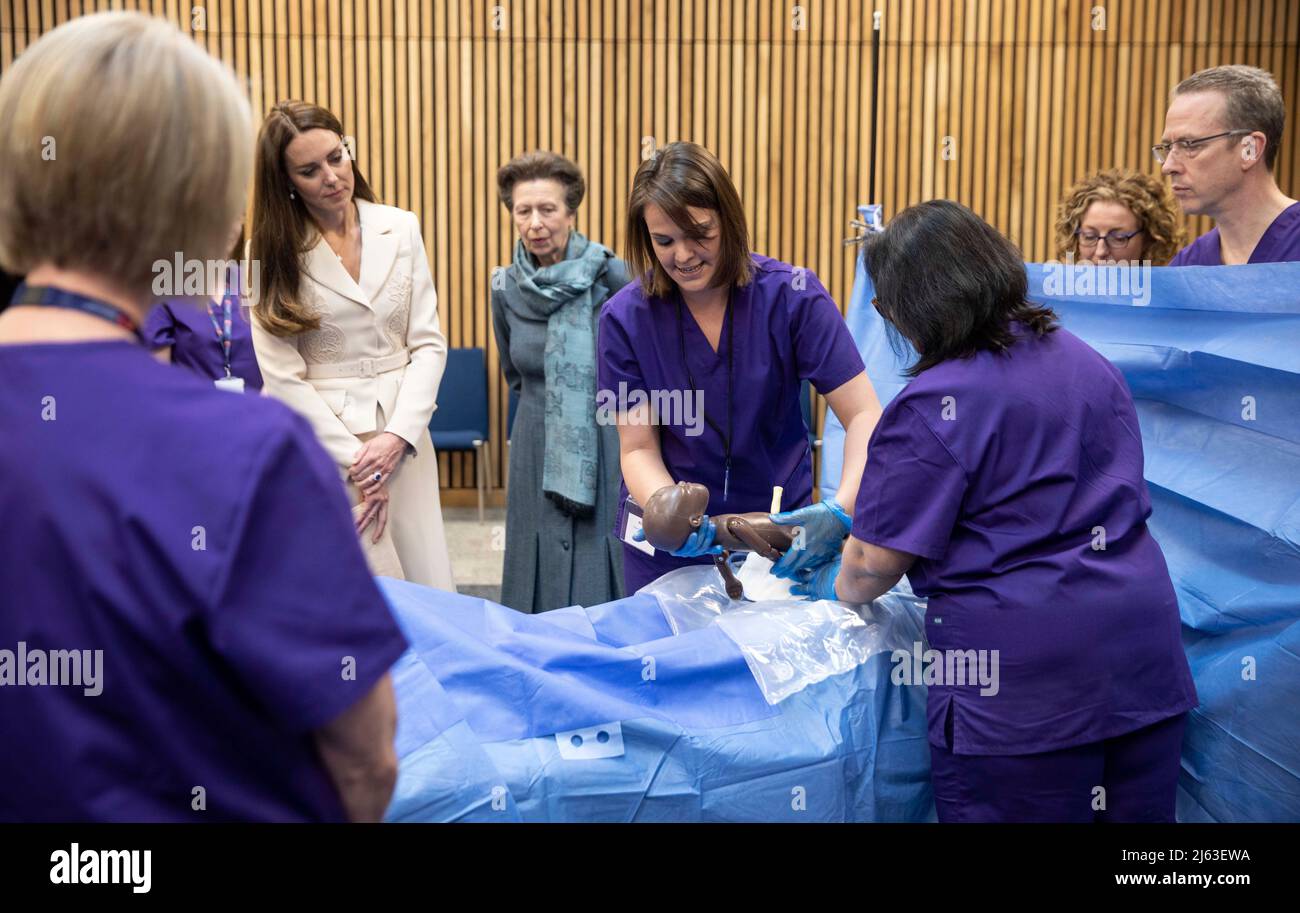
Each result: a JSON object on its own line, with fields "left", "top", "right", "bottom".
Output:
{"left": 429, "top": 347, "right": 490, "bottom": 521}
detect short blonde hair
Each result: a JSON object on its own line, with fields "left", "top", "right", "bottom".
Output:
{"left": 1055, "top": 169, "right": 1186, "bottom": 265}
{"left": 0, "top": 12, "right": 252, "bottom": 296}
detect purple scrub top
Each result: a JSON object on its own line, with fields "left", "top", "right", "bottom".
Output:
{"left": 0, "top": 340, "right": 406, "bottom": 821}
{"left": 1169, "top": 200, "right": 1300, "bottom": 265}
{"left": 851, "top": 323, "right": 1198, "bottom": 756}
{"left": 143, "top": 273, "right": 264, "bottom": 390}
{"left": 599, "top": 254, "right": 865, "bottom": 584}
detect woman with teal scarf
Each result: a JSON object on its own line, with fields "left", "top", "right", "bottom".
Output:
{"left": 491, "top": 151, "right": 630, "bottom": 613}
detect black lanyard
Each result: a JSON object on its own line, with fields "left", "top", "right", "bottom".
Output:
{"left": 676, "top": 289, "right": 734, "bottom": 502}
{"left": 11, "top": 282, "right": 144, "bottom": 342}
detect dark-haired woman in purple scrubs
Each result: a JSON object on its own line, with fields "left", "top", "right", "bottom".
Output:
{"left": 599, "top": 142, "right": 883, "bottom": 594}
{"left": 803, "top": 200, "right": 1199, "bottom": 823}
{"left": 145, "top": 221, "right": 263, "bottom": 392}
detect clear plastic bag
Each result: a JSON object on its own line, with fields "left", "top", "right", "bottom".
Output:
{"left": 641, "top": 565, "right": 929, "bottom": 705}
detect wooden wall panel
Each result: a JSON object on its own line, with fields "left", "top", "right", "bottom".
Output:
{"left": 4, "top": 0, "right": 1298, "bottom": 495}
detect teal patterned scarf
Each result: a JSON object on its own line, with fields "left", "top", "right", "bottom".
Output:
{"left": 506, "top": 231, "right": 614, "bottom": 516}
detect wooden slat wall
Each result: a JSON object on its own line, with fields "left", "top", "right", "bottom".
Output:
{"left": 5, "top": 1, "right": 1298, "bottom": 494}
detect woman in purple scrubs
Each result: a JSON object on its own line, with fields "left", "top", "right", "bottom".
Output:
{"left": 0, "top": 12, "right": 406, "bottom": 822}
{"left": 144, "top": 221, "right": 264, "bottom": 392}
{"left": 599, "top": 142, "right": 883, "bottom": 593}
{"left": 804, "top": 200, "right": 1199, "bottom": 822}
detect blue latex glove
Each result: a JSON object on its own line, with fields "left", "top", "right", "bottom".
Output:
{"left": 634, "top": 516, "right": 723, "bottom": 557}
{"left": 789, "top": 556, "right": 842, "bottom": 601}
{"left": 769, "top": 499, "right": 852, "bottom": 579}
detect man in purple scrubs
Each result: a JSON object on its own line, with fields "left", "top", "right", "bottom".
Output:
{"left": 799, "top": 201, "right": 1198, "bottom": 822}
{"left": 599, "top": 142, "right": 881, "bottom": 594}
{"left": 1158, "top": 65, "right": 1300, "bottom": 265}
{"left": 0, "top": 12, "right": 406, "bottom": 822}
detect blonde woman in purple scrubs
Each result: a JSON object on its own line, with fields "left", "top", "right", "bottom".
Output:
{"left": 0, "top": 12, "right": 406, "bottom": 822}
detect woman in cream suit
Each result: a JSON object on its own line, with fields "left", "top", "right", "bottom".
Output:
{"left": 248, "top": 101, "right": 454, "bottom": 590}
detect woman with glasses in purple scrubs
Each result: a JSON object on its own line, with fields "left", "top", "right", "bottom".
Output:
{"left": 1054, "top": 170, "right": 1185, "bottom": 266}
{"left": 598, "top": 142, "right": 883, "bottom": 594}
{"left": 801, "top": 200, "right": 1198, "bottom": 822}
{"left": 0, "top": 12, "right": 406, "bottom": 822}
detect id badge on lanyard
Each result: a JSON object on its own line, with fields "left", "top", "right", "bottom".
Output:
{"left": 208, "top": 293, "right": 245, "bottom": 393}
{"left": 620, "top": 495, "right": 655, "bottom": 555}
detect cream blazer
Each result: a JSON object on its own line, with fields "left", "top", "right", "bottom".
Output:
{"left": 250, "top": 199, "right": 448, "bottom": 468}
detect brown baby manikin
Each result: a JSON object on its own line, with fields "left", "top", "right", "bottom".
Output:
{"left": 640, "top": 481, "right": 795, "bottom": 599}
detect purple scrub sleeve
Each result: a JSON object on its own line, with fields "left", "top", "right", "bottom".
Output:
{"left": 790, "top": 268, "right": 868, "bottom": 395}
{"left": 0, "top": 341, "right": 404, "bottom": 822}
{"left": 1169, "top": 200, "right": 1300, "bottom": 265}
{"left": 143, "top": 297, "right": 264, "bottom": 390}
{"left": 851, "top": 324, "right": 1197, "bottom": 757}
{"left": 599, "top": 255, "right": 865, "bottom": 592}
{"left": 852, "top": 409, "right": 967, "bottom": 560}
{"left": 596, "top": 301, "right": 649, "bottom": 399}
{"left": 208, "top": 419, "right": 409, "bottom": 733}
{"left": 142, "top": 303, "right": 179, "bottom": 348}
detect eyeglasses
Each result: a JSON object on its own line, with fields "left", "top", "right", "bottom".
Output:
{"left": 1075, "top": 228, "right": 1143, "bottom": 249}
{"left": 1152, "top": 130, "right": 1251, "bottom": 163}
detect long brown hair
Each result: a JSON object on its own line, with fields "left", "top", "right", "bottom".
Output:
{"left": 250, "top": 101, "right": 377, "bottom": 336}
{"left": 625, "top": 142, "right": 752, "bottom": 299}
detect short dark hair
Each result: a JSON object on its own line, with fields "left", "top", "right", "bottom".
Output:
{"left": 863, "top": 200, "right": 1058, "bottom": 377}
{"left": 497, "top": 150, "right": 586, "bottom": 212}
{"left": 1174, "top": 65, "right": 1285, "bottom": 171}
{"left": 625, "top": 142, "right": 752, "bottom": 299}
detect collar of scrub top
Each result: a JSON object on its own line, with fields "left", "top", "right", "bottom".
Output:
{"left": 300, "top": 197, "right": 402, "bottom": 310}
{"left": 11, "top": 282, "right": 145, "bottom": 342}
